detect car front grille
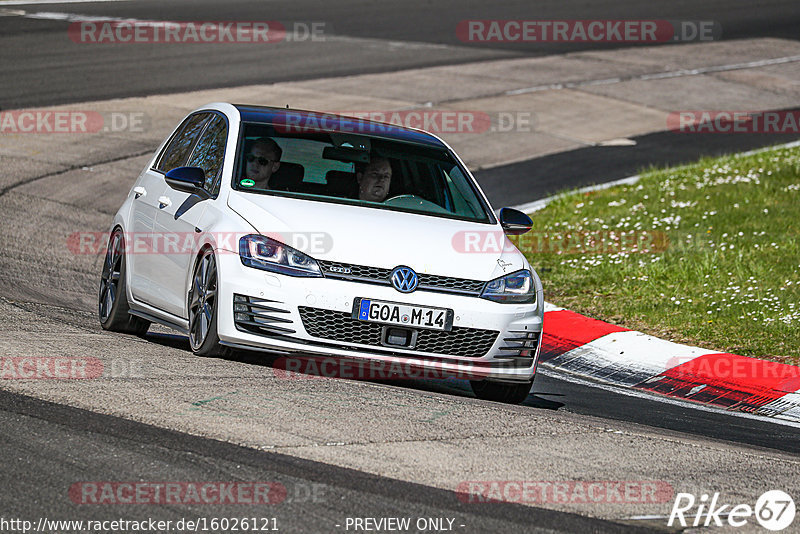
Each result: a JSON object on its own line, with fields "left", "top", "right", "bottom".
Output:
{"left": 298, "top": 306, "right": 499, "bottom": 358}
{"left": 317, "top": 260, "right": 486, "bottom": 296}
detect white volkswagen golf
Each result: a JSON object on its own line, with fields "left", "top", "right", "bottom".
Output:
{"left": 99, "top": 103, "right": 543, "bottom": 403}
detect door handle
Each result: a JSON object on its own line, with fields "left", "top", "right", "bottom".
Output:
{"left": 133, "top": 186, "right": 146, "bottom": 199}
{"left": 158, "top": 196, "right": 172, "bottom": 208}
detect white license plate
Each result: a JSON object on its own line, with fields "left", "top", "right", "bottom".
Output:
{"left": 353, "top": 298, "right": 453, "bottom": 331}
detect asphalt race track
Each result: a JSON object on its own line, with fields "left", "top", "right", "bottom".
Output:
{"left": 0, "top": 389, "right": 642, "bottom": 534}
{"left": 2, "top": 0, "right": 799, "bottom": 109}
{"left": 1, "top": 1, "right": 799, "bottom": 532}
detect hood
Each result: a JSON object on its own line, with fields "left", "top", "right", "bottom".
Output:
{"left": 227, "top": 191, "right": 527, "bottom": 282}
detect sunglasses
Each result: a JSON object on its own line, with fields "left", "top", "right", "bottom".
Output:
{"left": 246, "top": 154, "right": 273, "bottom": 166}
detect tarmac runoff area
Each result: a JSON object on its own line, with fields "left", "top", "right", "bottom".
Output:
{"left": 0, "top": 37, "right": 799, "bottom": 524}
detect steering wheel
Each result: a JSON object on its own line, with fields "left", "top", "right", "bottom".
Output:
{"left": 384, "top": 194, "right": 422, "bottom": 202}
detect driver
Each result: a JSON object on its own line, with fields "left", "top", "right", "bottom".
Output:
{"left": 244, "top": 137, "right": 282, "bottom": 189}
{"left": 356, "top": 156, "right": 392, "bottom": 202}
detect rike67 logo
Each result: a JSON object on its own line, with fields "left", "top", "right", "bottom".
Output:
{"left": 669, "top": 490, "right": 795, "bottom": 531}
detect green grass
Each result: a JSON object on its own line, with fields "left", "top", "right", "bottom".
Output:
{"left": 512, "top": 145, "right": 800, "bottom": 365}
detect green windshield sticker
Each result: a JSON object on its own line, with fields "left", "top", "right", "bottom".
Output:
{"left": 240, "top": 179, "right": 255, "bottom": 188}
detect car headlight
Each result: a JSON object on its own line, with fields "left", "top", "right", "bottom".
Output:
{"left": 239, "top": 234, "right": 322, "bottom": 277}
{"left": 481, "top": 269, "right": 536, "bottom": 304}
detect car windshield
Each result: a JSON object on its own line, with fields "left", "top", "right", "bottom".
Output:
{"left": 232, "top": 121, "right": 493, "bottom": 223}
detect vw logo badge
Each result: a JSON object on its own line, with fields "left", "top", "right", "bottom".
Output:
{"left": 390, "top": 266, "right": 418, "bottom": 293}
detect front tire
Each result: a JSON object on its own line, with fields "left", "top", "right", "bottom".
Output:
{"left": 99, "top": 228, "right": 150, "bottom": 335}
{"left": 470, "top": 379, "right": 533, "bottom": 404}
{"left": 188, "top": 248, "right": 225, "bottom": 357}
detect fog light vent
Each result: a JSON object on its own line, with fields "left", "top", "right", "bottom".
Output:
{"left": 232, "top": 293, "right": 295, "bottom": 337}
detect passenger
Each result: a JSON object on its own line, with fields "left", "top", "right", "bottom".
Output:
{"left": 356, "top": 156, "right": 392, "bottom": 202}
{"left": 243, "top": 138, "right": 282, "bottom": 189}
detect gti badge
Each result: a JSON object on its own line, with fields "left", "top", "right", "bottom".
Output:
{"left": 390, "top": 266, "right": 418, "bottom": 293}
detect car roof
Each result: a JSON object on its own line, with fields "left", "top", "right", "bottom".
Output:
{"left": 233, "top": 104, "right": 447, "bottom": 148}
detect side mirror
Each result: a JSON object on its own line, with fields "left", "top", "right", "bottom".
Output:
{"left": 165, "top": 166, "right": 207, "bottom": 195}
{"left": 499, "top": 207, "right": 532, "bottom": 235}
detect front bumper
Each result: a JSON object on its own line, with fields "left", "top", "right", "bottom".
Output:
{"left": 215, "top": 251, "right": 543, "bottom": 382}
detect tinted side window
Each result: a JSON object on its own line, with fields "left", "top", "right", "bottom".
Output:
{"left": 187, "top": 114, "right": 227, "bottom": 194}
{"left": 156, "top": 113, "right": 209, "bottom": 173}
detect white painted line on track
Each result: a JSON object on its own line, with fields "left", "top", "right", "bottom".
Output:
{"left": 0, "top": 0, "right": 128, "bottom": 5}
{"left": 505, "top": 54, "right": 800, "bottom": 96}
{"left": 511, "top": 139, "right": 800, "bottom": 214}
{"left": 15, "top": 10, "right": 126, "bottom": 21}
{"left": 9, "top": 8, "right": 464, "bottom": 52}
{"left": 739, "top": 138, "right": 800, "bottom": 156}
{"left": 510, "top": 174, "right": 641, "bottom": 214}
